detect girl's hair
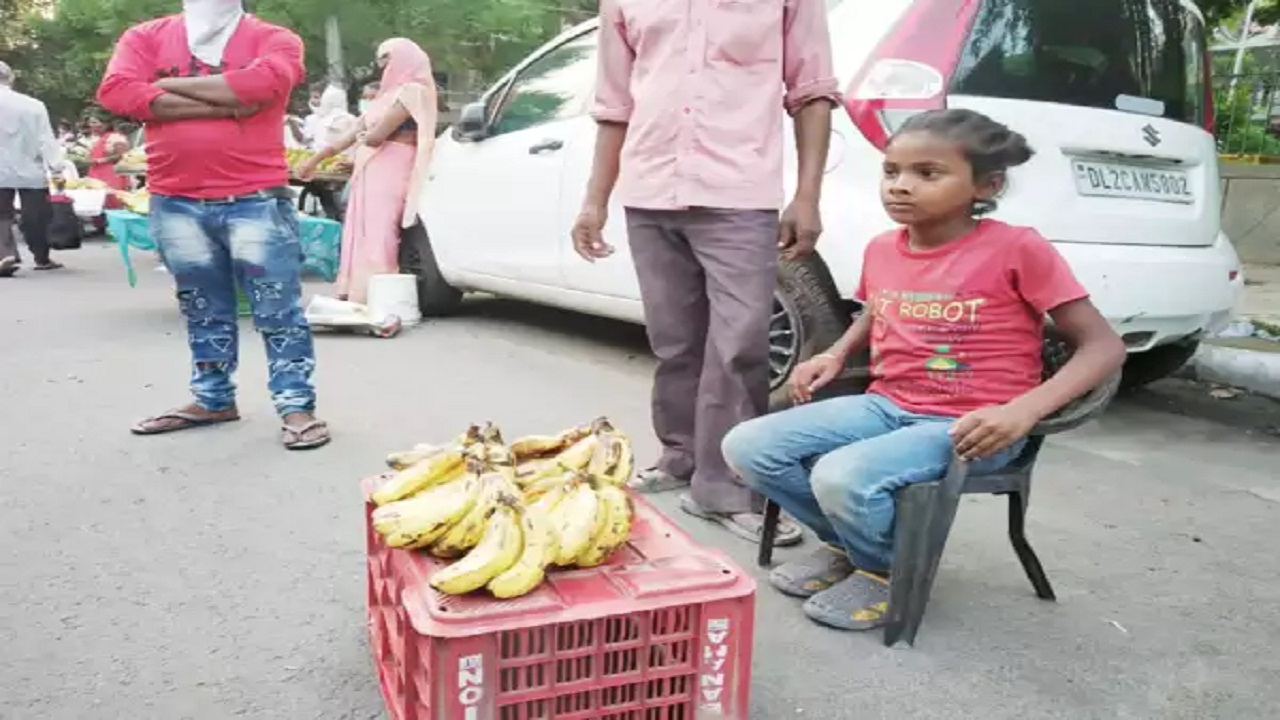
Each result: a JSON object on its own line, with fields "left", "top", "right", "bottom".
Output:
{"left": 893, "top": 109, "right": 1034, "bottom": 215}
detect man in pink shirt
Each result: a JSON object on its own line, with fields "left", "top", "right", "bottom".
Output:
{"left": 572, "top": 0, "right": 839, "bottom": 545}
{"left": 97, "top": 0, "right": 330, "bottom": 450}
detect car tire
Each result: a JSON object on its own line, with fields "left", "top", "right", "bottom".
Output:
{"left": 767, "top": 255, "right": 857, "bottom": 411}
{"left": 1119, "top": 340, "right": 1199, "bottom": 391}
{"left": 398, "top": 222, "right": 463, "bottom": 317}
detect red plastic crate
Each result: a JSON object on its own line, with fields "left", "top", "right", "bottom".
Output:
{"left": 362, "top": 474, "right": 756, "bottom": 720}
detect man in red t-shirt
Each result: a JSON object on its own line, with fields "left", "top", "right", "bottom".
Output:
{"left": 97, "top": 0, "right": 330, "bottom": 449}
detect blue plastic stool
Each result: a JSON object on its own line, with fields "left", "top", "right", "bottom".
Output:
{"left": 298, "top": 215, "right": 341, "bottom": 282}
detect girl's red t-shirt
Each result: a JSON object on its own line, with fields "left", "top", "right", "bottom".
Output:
{"left": 855, "top": 219, "right": 1090, "bottom": 417}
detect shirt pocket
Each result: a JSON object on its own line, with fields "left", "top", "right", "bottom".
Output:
{"left": 708, "top": 0, "right": 784, "bottom": 67}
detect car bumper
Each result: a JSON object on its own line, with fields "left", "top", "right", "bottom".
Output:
{"left": 1054, "top": 232, "right": 1244, "bottom": 352}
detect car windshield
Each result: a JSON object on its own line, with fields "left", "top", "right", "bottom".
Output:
{"left": 950, "top": 0, "right": 1208, "bottom": 126}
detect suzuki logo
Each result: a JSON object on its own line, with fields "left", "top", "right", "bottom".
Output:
{"left": 1141, "top": 124, "right": 1161, "bottom": 147}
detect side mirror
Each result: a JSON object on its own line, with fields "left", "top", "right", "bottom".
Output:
{"left": 457, "top": 102, "right": 489, "bottom": 141}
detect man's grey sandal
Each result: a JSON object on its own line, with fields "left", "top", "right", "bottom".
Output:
{"left": 769, "top": 544, "right": 855, "bottom": 597}
{"left": 679, "top": 493, "right": 804, "bottom": 547}
{"left": 628, "top": 467, "right": 690, "bottom": 494}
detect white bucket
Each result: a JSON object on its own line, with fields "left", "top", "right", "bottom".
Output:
{"left": 366, "top": 274, "right": 421, "bottom": 327}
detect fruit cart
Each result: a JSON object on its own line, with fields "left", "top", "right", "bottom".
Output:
{"left": 114, "top": 163, "right": 350, "bottom": 222}
{"left": 293, "top": 171, "right": 349, "bottom": 222}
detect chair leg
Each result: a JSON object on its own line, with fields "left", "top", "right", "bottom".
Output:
{"left": 882, "top": 482, "right": 933, "bottom": 647}
{"left": 883, "top": 458, "right": 970, "bottom": 647}
{"left": 758, "top": 499, "right": 780, "bottom": 568}
{"left": 1007, "top": 491, "right": 1055, "bottom": 601}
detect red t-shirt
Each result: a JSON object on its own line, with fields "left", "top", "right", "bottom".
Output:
{"left": 855, "top": 220, "right": 1089, "bottom": 417}
{"left": 96, "top": 15, "right": 304, "bottom": 198}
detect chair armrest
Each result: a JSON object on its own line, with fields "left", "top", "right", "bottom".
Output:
{"left": 1029, "top": 370, "right": 1122, "bottom": 436}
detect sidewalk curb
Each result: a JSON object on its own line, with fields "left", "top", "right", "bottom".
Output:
{"left": 1178, "top": 345, "right": 1280, "bottom": 401}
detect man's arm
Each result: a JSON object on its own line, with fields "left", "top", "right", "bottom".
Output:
{"left": 98, "top": 25, "right": 230, "bottom": 121}
{"left": 36, "top": 103, "right": 66, "bottom": 174}
{"left": 158, "top": 28, "right": 304, "bottom": 108}
{"left": 584, "top": 0, "right": 635, "bottom": 210}
{"left": 782, "top": 0, "right": 840, "bottom": 203}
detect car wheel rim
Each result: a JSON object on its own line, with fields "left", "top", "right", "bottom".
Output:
{"left": 769, "top": 292, "right": 801, "bottom": 390}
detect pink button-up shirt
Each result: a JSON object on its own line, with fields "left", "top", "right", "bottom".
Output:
{"left": 593, "top": 0, "right": 839, "bottom": 211}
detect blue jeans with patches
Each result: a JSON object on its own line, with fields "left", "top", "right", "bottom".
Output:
{"left": 721, "top": 393, "right": 1024, "bottom": 572}
{"left": 150, "top": 193, "right": 317, "bottom": 417}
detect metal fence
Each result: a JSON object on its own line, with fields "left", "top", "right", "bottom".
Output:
{"left": 1214, "top": 69, "right": 1280, "bottom": 159}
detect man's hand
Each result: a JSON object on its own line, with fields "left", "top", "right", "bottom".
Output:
{"left": 779, "top": 196, "right": 822, "bottom": 261}
{"left": 949, "top": 403, "right": 1039, "bottom": 461}
{"left": 295, "top": 157, "right": 319, "bottom": 182}
{"left": 788, "top": 353, "right": 842, "bottom": 405}
{"left": 571, "top": 203, "right": 615, "bottom": 262}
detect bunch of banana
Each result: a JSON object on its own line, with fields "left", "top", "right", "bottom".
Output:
{"left": 284, "top": 148, "right": 314, "bottom": 168}
{"left": 430, "top": 494, "right": 525, "bottom": 595}
{"left": 117, "top": 189, "right": 150, "bottom": 215}
{"left": 121, "top": 149, "right": 146, "bottom": 168}
{"left": 369, "top": 418, "right": 639, "bottom": 599}
{"left": 316, "top": 155, "right": 353, "bottom": 174}
{"left": 371, "top": 425, "right": 483, "bottom": 506}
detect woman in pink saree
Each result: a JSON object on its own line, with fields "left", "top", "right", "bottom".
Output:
{"left": 299, "top": 39, "right": 438, "bottom": 303}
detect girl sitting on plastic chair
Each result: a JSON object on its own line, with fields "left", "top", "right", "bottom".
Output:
{"left": 721, "top": 109, "right": 1126, "bottom": 632}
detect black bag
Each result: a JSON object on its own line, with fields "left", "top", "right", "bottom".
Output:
{"left": 47, "top": 197, "right": 83, "bottom": 251}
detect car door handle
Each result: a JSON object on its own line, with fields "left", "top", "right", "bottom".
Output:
{"left": 528, "top": 138, "right": 564, "bottom": 154}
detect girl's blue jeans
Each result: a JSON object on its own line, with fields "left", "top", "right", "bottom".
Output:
{"left": 722, "top": 393, "right": 1024, "bottom": 572}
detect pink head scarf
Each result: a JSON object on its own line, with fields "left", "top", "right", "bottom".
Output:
{"left": 376, "top": 38, "right": 435, "bottom": 98}
{"left": 366, "top": 37, "right": 438, "bottom": 228}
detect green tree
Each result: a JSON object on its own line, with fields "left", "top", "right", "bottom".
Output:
{"left": 0, "top": 0, "right": 591, "bottom": 120}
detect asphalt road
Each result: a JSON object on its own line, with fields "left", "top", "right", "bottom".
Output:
{"left": 3, "top": 244, "right": 1279, "bottom": 720}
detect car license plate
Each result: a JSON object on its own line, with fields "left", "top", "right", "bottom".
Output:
{"left": 1072, "top": 160, "right": 1194, "bottom": 204}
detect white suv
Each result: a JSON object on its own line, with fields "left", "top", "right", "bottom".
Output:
{"left": 408, "top": 0, "right": 1244, "bottom": 396}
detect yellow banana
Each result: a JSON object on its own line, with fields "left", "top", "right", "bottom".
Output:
{"left": 520, "top": 470, "right": 576, "bottom": 501}
{"left": 527, "top": 479, "right": 575, "bottom": 517}
{"left": 511, "top": 423, "right": 593, "bottom": 460}
{"left": 586, "top": 434, "right": 623, "bottom": 477}
{"left": 575, "top": 486, "right": 634, "bottom": 567}
{"left": 431, "top": 471, "right": 504, "bottom": 557}
{"left": 385, "top": 442, "right": 446, "bottom": 471}
{"left": 510, "top": 433, "right": 569, "bottom": 460}
{"left": 603, "top": 435, "right": 634, "bottom": 486}
{"left": 517, "top": 435, "right": 598, "bottom": 486}
{"left": 372, "top": 447, "right": 466, "bottom": 505}
{"left": 478, "top": 422, "right": 505, "bottom": 447}
{"left": 377, "top": 474, "right": 482, "bottom": 549}
{"left": 551, "top": 482, "right": 601, "bottom": 566}
{"left": 516, "top": 457, "right": 559, "bottom": 483}
{"left": 554, "top": 435, "right": 601, "bottom": 473}
{"left": 430, "top": 502, "right": 524, "bottom": 595}
{"left": 487, "top": 505, "right": 558, "bottom": 599}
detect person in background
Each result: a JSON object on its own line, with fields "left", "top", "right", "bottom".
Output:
{"left": 297, "top": 38, "right": 437, "bottom": 304}
{"left": 572, "top": 0, "right": 838, "bottom": 545}
{"left": 0, "top": 60, "right": 67, "bottom": 276}
{"left": 300, "top": 83, "right": 326, "bottom": 146}
{"left": 97, "top": 0, "right": 330, "bottom": 450}
{"left": 308, "top": 84, "right": 358, "bottom": 154}
{"left": 283, "top": 109, "right": 307, "bottom": 150}
{"left": 358, "top": 81, "right": 379, "bottom": 115}
{"left": 56, "top": 120, "right": 75, "bottom": 144}
{"left": 85, "top": 116, "right": 131, "bottom": 207}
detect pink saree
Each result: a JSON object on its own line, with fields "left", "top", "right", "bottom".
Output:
{"left": 335, "top": 39, "right": 438, "bottom": 304}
